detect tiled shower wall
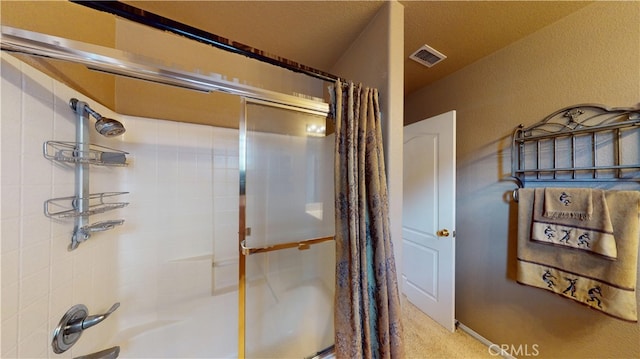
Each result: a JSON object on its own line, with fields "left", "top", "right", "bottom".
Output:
{"left": 2, "top": 52, "right": 335, "bottom": 359}
{"left": 0, "top": 53, "right": 241, "bottom": 357}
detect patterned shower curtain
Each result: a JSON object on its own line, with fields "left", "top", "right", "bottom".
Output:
{"left": 332, "top": 81, "right": 404, "bottom": 359}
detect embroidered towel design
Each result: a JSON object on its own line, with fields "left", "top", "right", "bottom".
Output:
{"left": 544, "top": 187, "right": 593, "bottom": 220}
{"left": 532, "top": 188, "right": 616, "bottom": 259}
{"left": 517, "top": 188, "right": 640, "bottom": 322}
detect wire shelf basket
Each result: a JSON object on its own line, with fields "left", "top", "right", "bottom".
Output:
{"left": 44, "top": 192, "right": 129, "bottom": 219}
{"left": 44, "top": 141, "right": 128, "bottom": 166}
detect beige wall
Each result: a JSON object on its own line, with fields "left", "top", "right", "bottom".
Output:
{"left": 0, "top": 0, "right": 116, "bottom": 108}
{"left": 331, "top": 0, "right": 405, "bottom": 284}
{"left": 405, "top": 2, "right": 639, "bottom": 358}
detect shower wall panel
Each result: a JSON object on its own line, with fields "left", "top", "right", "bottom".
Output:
{"left": 1, "top": 52, "right": 334, "bottom": 358}
{"left": 1, "top": 53, "right": 121, "bottom": 358}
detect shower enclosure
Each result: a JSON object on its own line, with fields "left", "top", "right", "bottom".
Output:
{"left": 240, "top": 99, "right": 335, "bottom": 358}
{"left": 1, "top": 21, "right": 337, "bottom": 359}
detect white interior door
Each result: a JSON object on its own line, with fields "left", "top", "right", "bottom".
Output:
{"left": 402, "top": 111, "right": 456, "bottom": 332}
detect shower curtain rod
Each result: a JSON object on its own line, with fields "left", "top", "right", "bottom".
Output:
{"left": 71, "top": 0, "right": 343, "bottom": 84}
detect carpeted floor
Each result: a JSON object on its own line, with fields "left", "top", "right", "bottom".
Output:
{"left": 402, "top": 296, "right": 494, "bottom": 359}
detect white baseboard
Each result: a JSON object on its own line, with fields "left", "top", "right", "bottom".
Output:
{"left": 456, "top": 321, "right": 516, "bottom": 359}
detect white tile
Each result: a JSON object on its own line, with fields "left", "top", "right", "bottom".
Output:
{"left": 2, "top": 347, "right": 17, "bottom": 359}
{"left": 52, "top": 95, "right": 76, "bottom": 138}
{"left": 18, "top": 295, "right": 49, "bottom": 342}
{"left": 1, "top": 149, "right": 21, "bottom": 187}
{"left": 156, "top": 148, "right": 179, "bottom": 185}
{"left": 156, "top": 119, "right": 179, "bottom": 146}
{"left": 226, "top": 169, "right": 240, "bottom": 184}
{"left": 1, "top": 218, "right": 21, "bottom": 253}
{"left": 21, "top": 64, "right": 54, "bottom": 103}
{"left": 51, "top": 232, "right": 73, "bottom": 259}
{"left": 49, "top": 282, "right": 73, "bottom": 327}
{"left": 226, "top": 154, "right": 240, "bottom": 170}
{"left": 1, "top": 55, "right": 23, "bottom": 90}
{"left": 51, "top": 163, "right": 76, "bottom": 189}
{"left": 116, "top": 263, "right": 156, "bottom": 289}
{"left": 123, "top": 115, "right": 158, "bottom": 145}
{"left": 50, "top": 219, "right": 74, "bottom": 244}
{"left": 178, "top": 122, "right": 204, "bottom": 150}
{"left": 17, "top": 322, "right": 48, "bottom": 359}
{"left": 22, "top": 97, "right": 54, "bottom": 156}
{"left": 214, "top": 195, "right": 239, "bottom": 213}
{"left": 177, "top": 151, "right": 198, "bottom": 179}
{"left": 72, "top": 245, "right": 95, "bottom": 280}
{"left": 50, "top": 256, "right": 73, "bottom": 293}
{"left": 213, "top": 154, "right": 228, "bottom": 169}
{"left": 128, "top": 150, "right": 157, "bottom": 184}
{"left": 1, "top": 185, "right": 21, "bottom": 220}
{"left": 22, "top": 152, "right": 52, "bottom": 186}
{"left": 21, "top": 212, "right": 51, "bottom": 248}
{"left": 21, "top": 185, "right": 51, "bottom": 218}
{"left": 19, "top": 268, "right": 49, "bottom": 310}
{"left": 91, "top": 272, "right": 118, "bottom": 307}
{"left": 21, "top": 240, "right": 50, "bottom": 278}
{"left": 1, "top": 249, "right": 20, "bottom": 287}
{"left": 1, "top": 314, "right": 18, "bottom": 358}
{"left": 72, "top": 271, "right": 93, "bottom": 303}
{"left": 1, "top": 62, "right": 23, "bottom": 150}
{"left": 1, "top": 282, "right": 19, "bottom": 319}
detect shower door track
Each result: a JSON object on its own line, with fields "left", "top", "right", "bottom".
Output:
{"left": 0, "top": 25, "right": 329, "bottom": 115}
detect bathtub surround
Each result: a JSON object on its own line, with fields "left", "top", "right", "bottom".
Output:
{"left": 1, "top": 52, "right": 335, "bottom": 358}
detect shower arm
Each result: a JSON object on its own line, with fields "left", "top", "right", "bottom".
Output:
{"left": 84, "top": 105, "right": 104, "bottom": 121}
{"left": 70, "top": 98, "right": 99, "bottom": 119}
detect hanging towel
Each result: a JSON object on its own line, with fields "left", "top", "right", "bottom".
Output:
{"left": 517, "top": 188, "right": 640, "bottom": 322}
{"left": 544, "top": 187, "right": 593, "bottom": 220}
{"left": 533, "top": 188, "right": 617, "bottom": 259}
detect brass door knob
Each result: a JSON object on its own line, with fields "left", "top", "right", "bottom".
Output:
{"left": 437, "top": 229, "right": 450, "bottom": 237}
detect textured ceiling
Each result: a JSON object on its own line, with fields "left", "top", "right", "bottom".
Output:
{"left": 122, "top": 1, "right": 592, "bottom": 94}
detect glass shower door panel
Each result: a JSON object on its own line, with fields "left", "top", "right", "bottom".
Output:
{"left": 245, "top": 103, "right": 334, "bottom": 248}
{"left": 244, "top": 102, "right": 335, "bottom": 358}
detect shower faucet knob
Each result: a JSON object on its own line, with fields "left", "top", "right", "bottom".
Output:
{"left": 52, "top": 302, "right": 120, "bottom": 354}
{"left": 66, "top": 302, "right": 120, "bottom": 334}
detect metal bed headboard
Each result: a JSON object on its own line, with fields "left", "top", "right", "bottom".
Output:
{"left": 511, "top": 104, "right": 640, "bottom": 191}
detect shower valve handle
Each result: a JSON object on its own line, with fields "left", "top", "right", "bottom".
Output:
{"left": 52, "top": 302, "right": 120, "bottom": 354}
{"left": 64, "top": 302, "right": 120, "bottom": 335}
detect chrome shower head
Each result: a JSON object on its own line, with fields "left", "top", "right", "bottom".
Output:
{"left": 69, "top": 98, "right": 126, "bottom": 137}
{"left": 94, "top": 117, "right": 126, "bottom": 137}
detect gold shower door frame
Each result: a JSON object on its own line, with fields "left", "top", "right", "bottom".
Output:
{"left": 237, "top": 98, "right": 334, "bottom": 358}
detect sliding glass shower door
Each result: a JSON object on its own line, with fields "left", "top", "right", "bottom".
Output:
{"left": 239, "top": 99, "right": 335, "bottom": 358}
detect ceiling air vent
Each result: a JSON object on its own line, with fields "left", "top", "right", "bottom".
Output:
{"left": 410, "top": 44, "right": 446, "bottom": 68}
